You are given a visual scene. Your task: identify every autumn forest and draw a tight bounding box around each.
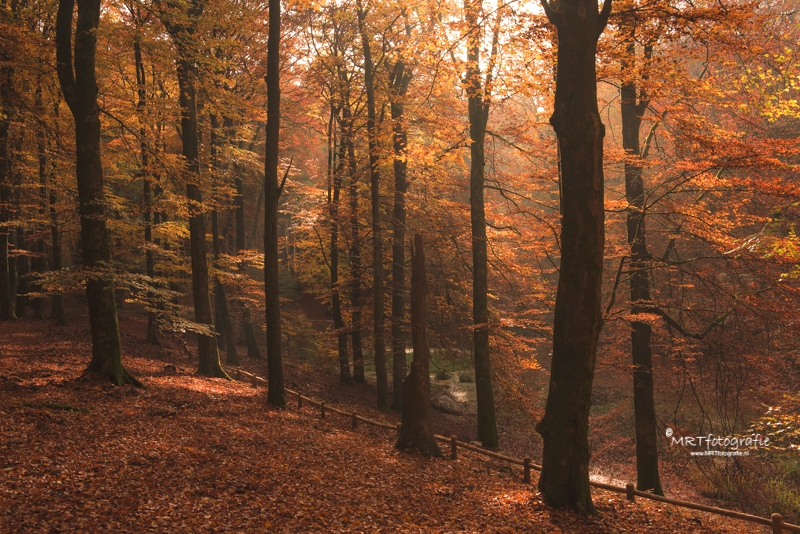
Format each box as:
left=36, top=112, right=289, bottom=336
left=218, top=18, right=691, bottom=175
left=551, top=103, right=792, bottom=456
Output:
left=1, top=0, right=800, bottom=530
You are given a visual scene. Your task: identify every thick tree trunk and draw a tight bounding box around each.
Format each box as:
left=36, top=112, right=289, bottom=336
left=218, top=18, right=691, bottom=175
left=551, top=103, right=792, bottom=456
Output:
left=620, top=26, right=663, bottom=496
left=465, top=0, right=497, bottom=448
left=396, top=234, right=441, bottom=456
left=390, top=62, right=411, bottom=412
left=56, top=0, right=140, bottom=386
left=535, top=0, right=612, bottom=514
left=264, top=0, right=285, bottom=406
left=357, top=0, right=389, bottom=411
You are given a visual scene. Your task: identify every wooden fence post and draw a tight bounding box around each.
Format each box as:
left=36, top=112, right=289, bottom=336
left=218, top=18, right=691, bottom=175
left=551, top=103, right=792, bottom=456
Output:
left=352, top=412, right=358, bottom=429
left=523, top=457, right=531, bottom=484
left=626, top=483, right=635, bottom=502
left=772, top=513, right=783, bottom=534
left=321, top=402, right=326, bottom=419
left=451, top=436, right=458, bottom=460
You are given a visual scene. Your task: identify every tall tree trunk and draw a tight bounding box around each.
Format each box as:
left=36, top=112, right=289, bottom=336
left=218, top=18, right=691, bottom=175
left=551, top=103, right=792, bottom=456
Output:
left=390, top=61, right=412, bottom=411
left=0, top=65, right=14, bottom=321
left=464, top=0, right=498, bottom=448
left=535, top=0, right=612, bottom=514
left=12, top=130, right=28, bottom=319
left=56, top=0, right=140, bottom=386
left=620, top=23, right=663, bottom=496
left=329, top=108, right=351, bottom=383
left=264, top=0, right=285, bottom=406
left=346, top=111, right=365, bottom=383
left=32, top=82, right=47, bottom=321
left=210, top=114, right=238, bottom=365
left=357, top=0, right=389, bottom=411
left=134, top=29, right=159, bottom=345
left=160, top=1, right=228, bottom=379
left=49, top=101, right=66, bottom=325
left=176, top=57, right=225, bottom=378
left=396, top=234, right=441, bottom=456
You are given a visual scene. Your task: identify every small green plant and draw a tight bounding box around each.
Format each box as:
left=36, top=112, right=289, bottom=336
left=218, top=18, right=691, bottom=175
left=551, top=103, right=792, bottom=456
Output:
left=435, top=369, right=450, bottom=381
left=458, top=371, right=474, bottom=383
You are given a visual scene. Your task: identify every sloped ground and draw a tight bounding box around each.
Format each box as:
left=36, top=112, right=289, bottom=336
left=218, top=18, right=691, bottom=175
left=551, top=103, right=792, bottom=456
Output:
left=0, top=313, right=751, bottom=533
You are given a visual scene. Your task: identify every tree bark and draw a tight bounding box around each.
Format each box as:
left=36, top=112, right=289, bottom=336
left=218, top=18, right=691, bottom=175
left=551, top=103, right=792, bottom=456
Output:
left=56, top=0, right=140, bottom=385
left=620, top=21, right=662, bottom=496
left=48, top=102, right=66, bottom=325
left=210, top=114, right=237, bottom=364
left=134, top=27, right=159, bottom=345
left=32, top=83, right=47, bottom=321
left=0, top=65, right=15, bottom=321
left=396, top=234, right=441, bottom=457
left=264, top=0, right=285, bottom=406
left=329, top=107, right=351, bottom=383
left=357, top=0, right=389, bottom=411
left=390, top=61, right=412, bottom=412
left=160, top=0, right=227, bottom=379
left=464, top=0, right=498, bottom=448
left=346, top=109, right=365, bottom=383
left=535, top=0, right=612, bottom=514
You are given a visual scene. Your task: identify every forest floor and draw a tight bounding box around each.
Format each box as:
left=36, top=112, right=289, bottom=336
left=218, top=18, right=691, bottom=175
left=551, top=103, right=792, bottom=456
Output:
left=0, top=300, right=772, bottom=533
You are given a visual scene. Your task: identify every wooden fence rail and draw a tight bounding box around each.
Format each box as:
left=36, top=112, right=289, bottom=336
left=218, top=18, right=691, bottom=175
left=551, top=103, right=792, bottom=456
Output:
left=223, top=365, right=799, bottom=534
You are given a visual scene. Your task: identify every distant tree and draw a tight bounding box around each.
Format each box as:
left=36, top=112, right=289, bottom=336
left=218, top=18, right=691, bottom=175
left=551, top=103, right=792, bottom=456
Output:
left=535, top=0, right=612, bottom=514
left=396, top=234, right=441, bottom=457
left=159, top=0, right=228, bottom=378
left=56, top=0, right=141, bottom=385
left=357, top=0, right=389, bottom=411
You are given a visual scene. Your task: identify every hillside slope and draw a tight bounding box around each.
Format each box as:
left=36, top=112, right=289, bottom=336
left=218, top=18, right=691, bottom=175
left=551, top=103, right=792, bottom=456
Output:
left=0, top=314, right=748, bottom=533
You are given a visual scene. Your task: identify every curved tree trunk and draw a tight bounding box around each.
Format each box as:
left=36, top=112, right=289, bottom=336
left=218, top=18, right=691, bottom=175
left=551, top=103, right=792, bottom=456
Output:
left=535, top=0, right=612, bottom=514
left=56, top=0, right=140, bottom=386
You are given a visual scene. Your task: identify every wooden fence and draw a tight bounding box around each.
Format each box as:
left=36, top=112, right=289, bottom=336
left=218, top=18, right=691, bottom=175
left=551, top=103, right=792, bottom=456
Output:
left=225, top=365, right=799, bottom=534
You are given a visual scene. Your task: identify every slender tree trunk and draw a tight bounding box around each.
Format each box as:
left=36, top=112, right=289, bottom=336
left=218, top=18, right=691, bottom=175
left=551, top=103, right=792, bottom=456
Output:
left=175, top=56, right=226, bottom=378
left=265, top=0, right=285, bottom=406
left=346, top=114, right=365, bottom=383
left=210, top=115, right=238, bottom=365
left=329, top=108, right=351, bottom=383
left=49, top=104, right=66, bottom=325
left=396, top=234, right=441, bottom=456
left=32, top=82, right=47, bottom=321
left=357, top=0, right=389, bottom=410
left=464, top=0, right=497, bottom=448
left=390, top=62, right=412, bottom=411
left=134, top=30, right=159, bottom=345
left=620, top=24, right=663, bottom=496
left=56, top=0, right=140, bottom=385
left=0, top=65, right=14, bottom=321
left=15, top=228, right=28, bottom=319
left=535, top=0, right=612, bottom=514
